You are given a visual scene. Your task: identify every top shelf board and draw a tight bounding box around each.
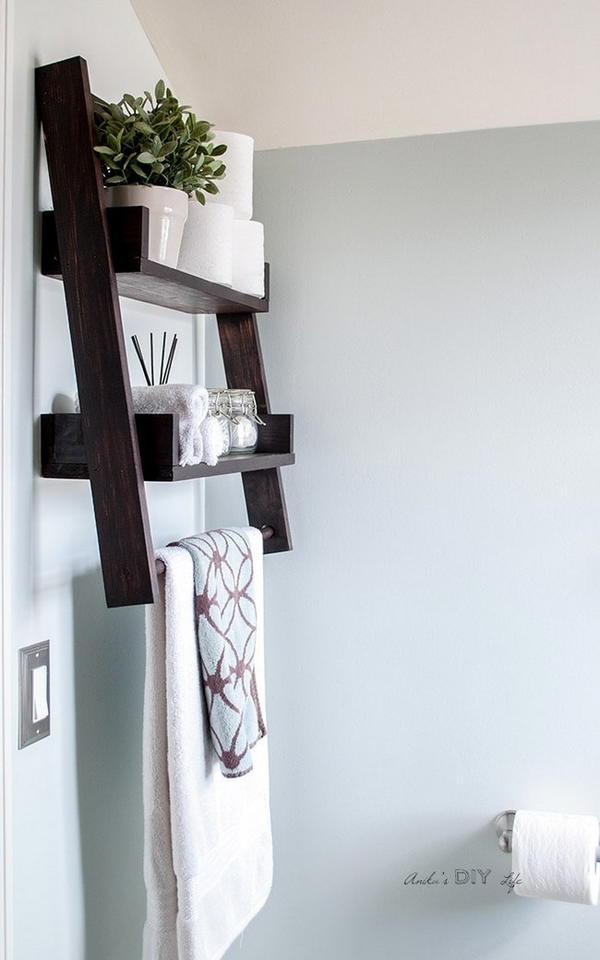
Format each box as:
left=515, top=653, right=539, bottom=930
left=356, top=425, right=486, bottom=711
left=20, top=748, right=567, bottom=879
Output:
left=41, top=206, right=270, bottom=315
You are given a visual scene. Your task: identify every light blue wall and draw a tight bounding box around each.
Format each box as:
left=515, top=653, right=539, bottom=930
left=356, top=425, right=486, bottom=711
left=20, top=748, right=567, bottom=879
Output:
left=206, top=122, right=600, bottom=958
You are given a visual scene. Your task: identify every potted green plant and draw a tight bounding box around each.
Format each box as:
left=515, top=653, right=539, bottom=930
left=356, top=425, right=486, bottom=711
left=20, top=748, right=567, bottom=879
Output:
left=94, top=81, right=227, bottom=267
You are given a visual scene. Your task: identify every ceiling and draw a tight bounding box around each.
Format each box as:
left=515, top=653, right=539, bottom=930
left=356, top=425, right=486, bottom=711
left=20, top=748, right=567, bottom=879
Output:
left=131, top=0, right=600, bottom=150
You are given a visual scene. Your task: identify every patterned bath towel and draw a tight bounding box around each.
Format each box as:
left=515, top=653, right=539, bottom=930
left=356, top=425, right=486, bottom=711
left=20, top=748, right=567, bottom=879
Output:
left=144, top=541, right=272, bottom=959
left=176, top=528, right=266, bottom=778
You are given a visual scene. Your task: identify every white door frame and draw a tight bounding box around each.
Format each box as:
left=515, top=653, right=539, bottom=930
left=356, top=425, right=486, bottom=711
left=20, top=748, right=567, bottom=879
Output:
left=0, top=0, right=12, bottom=955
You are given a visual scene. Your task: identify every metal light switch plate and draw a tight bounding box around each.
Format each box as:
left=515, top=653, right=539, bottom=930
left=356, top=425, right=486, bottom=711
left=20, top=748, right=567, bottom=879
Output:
left=19, top=641, right=50, bottom=748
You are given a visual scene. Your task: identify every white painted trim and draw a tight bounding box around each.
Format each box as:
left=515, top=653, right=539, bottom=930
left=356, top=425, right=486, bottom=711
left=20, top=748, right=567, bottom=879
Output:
left=193, top=315, right=206, bottom=535
left=0, top=0, right=13, bottom=955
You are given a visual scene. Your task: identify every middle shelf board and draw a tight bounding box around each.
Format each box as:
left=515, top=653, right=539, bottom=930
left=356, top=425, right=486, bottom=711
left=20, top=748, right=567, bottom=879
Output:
left=41, top=207, right=270, bottom=316
left=41, top=412, right=294, bottom=482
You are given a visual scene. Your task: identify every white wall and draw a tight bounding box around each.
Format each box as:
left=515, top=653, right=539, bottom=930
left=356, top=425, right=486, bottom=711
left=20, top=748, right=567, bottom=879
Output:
left=206, top=121, right=600, bottom=958
left=132, top=0, right=600, bottom=149
left=6, top=3, right=202, bottom=957
left=0, top=0, right=9, bottom=953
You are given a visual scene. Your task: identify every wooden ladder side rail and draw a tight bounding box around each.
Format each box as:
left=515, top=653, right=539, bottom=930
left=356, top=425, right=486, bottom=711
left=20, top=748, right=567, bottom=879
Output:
left=217, top=312, right=292, bottom=554
left=36, top=56, right=158, bottom=607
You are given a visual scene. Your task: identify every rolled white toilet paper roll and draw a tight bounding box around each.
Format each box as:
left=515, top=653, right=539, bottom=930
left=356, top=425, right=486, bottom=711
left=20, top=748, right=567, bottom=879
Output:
left=512, top=809, right=600, bottom=905
left=177, top=200, right=234, bottom=285
left=232, top=220, right=265, bottom=298
left=208, top=131, right=254, bottom=220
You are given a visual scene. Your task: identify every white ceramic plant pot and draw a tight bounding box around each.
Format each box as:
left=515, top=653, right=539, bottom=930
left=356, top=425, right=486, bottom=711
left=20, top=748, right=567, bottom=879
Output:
left=104, top=184, right=188, bottom=267
left=177, top=199, right=234, bottom=285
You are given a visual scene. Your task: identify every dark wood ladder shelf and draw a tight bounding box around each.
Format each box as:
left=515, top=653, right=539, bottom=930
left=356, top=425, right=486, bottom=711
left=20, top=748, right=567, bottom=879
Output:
left=41, top=207, right=270, bottom=316
left=35, top=55, right=293, bottom=607
left=41, top=413, right=294, bottom=482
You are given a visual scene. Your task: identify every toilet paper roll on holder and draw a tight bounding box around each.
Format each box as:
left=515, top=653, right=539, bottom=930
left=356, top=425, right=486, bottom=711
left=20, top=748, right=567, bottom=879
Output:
left=495, top=810, right=600, bottom=861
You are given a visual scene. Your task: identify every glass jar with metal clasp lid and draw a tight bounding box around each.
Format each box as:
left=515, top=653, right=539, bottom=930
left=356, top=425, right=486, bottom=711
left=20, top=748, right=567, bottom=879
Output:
left=206, top=388, right=232, bottom=457
left=207, top=388, right=265, bottom=454
left=224, top=389, right=265, bottom=453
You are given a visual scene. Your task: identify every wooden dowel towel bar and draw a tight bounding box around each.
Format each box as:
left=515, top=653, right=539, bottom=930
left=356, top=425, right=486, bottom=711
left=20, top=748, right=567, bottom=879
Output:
left=154, top=526, right=275, bottom=576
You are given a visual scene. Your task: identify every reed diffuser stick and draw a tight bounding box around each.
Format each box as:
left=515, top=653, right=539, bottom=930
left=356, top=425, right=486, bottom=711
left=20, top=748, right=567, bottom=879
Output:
left=131, top=335, right=151, bottom=386
left=159, top=331, right=167, bottom=386
left=150, top=332, right=154, bottom=386
left=163, top=334, right=178, bottom=385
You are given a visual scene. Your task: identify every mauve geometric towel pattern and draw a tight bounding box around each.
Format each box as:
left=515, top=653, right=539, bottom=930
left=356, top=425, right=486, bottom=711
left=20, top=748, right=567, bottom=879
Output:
left=177, top=529, right=266, bottom=778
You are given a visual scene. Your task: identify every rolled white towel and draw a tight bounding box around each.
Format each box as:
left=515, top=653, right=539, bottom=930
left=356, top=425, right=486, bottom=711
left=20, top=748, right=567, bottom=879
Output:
left=75, top=384, right=213, bottom=467
left=131, top=385, right=208, bottom=467
left=232, top=220, right=265, bottom=297
left=199, top=416, right=227, bottom=466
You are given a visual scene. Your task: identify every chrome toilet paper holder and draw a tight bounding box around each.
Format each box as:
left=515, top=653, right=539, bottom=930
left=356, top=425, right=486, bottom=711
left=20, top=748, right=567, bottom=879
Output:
left=495, top=809, right=600, bottom=862
left=495, top=810, right=516, bottom=853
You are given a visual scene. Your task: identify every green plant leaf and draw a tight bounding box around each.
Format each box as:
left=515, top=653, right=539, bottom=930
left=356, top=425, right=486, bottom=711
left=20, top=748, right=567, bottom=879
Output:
left=130, top=161, right=149, bottom=178
left=134, top=121, right=154, bottom=135
left=94, top=79, right=221, bottom=200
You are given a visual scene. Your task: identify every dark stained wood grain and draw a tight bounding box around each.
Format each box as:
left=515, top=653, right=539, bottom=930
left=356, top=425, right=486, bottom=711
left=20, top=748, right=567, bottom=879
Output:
left=42, top=208, right=270, bottom=315
left=217, top=312, right=271, bottom=413
left=255, top=414, right=294, bottom=454
left=42, top=206, right=148, bottom=275
left=242, top=468, right=292, bottom=554
left=217, top=312, right=292, bottom=552
left=41, top=414, right=178, bottom=471
left=41, top=413, right=294, bottom=481
left=36, top=57, right=157, bottom=607
left=42, top=451, right=295, bottom=482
